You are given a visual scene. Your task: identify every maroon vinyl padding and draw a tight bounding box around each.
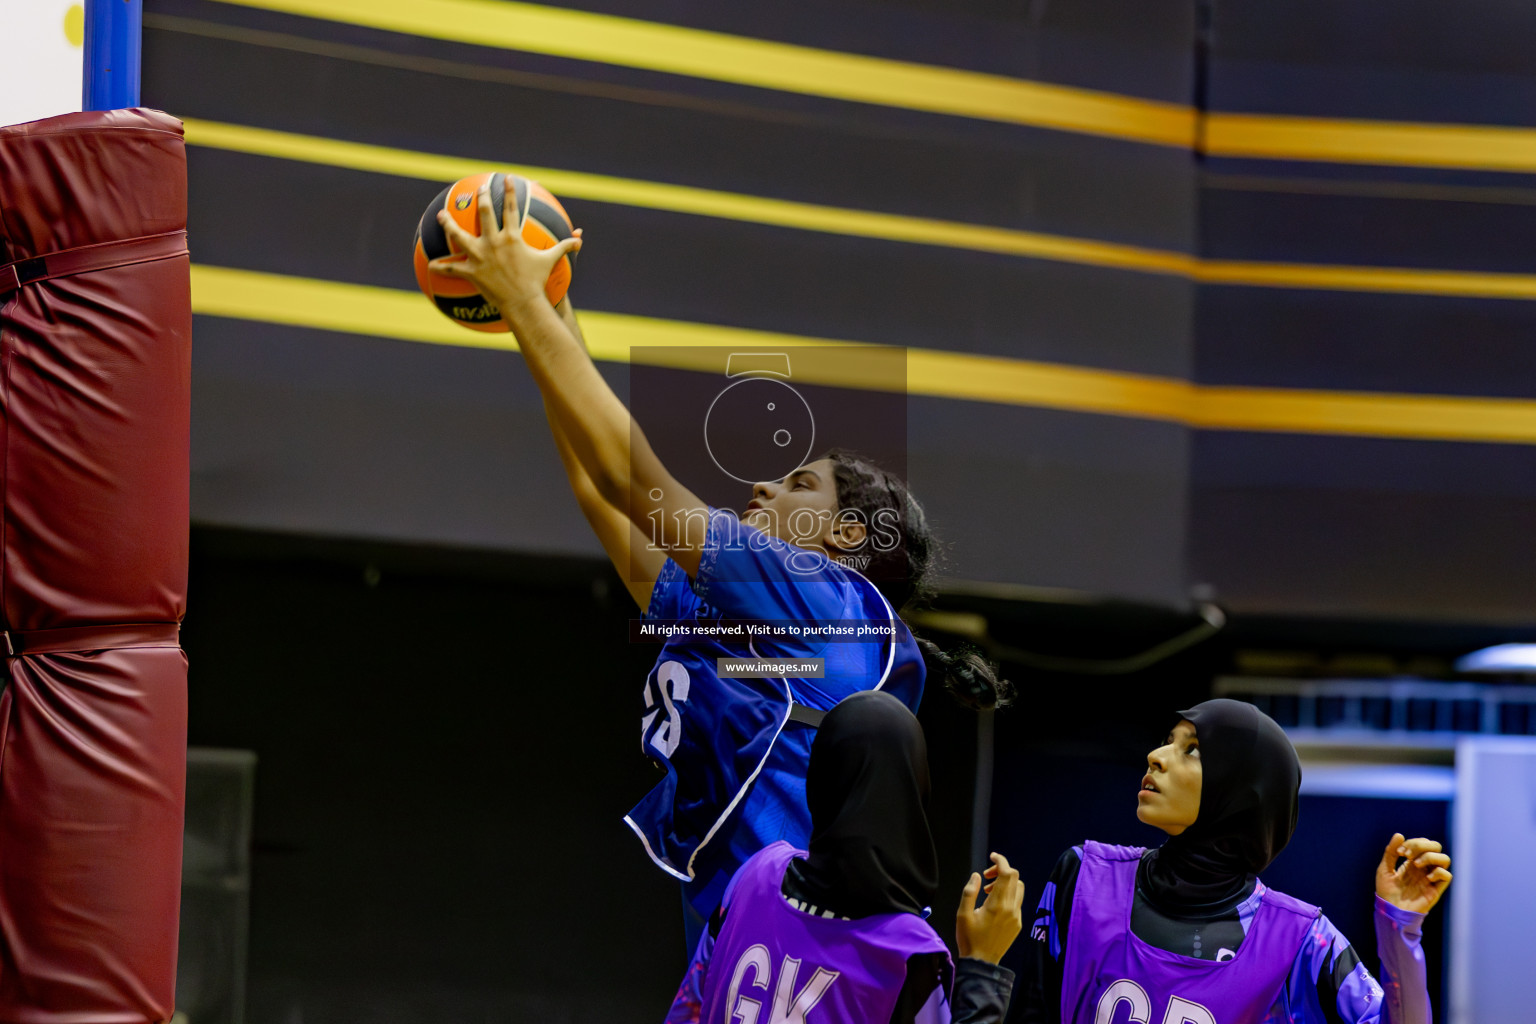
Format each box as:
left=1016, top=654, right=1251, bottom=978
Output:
left=0, top=109, right=190, bottom=1022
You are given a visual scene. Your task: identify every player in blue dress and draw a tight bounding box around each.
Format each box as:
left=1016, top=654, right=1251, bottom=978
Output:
left=429, top=190, right=1011, bottom=948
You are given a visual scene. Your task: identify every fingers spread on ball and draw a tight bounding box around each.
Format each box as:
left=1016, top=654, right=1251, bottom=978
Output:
left=427, top=254, right=468, bottom=275
left=436, top=209, right=474, bottom=251
left=477, top=183, right=499, bottom=237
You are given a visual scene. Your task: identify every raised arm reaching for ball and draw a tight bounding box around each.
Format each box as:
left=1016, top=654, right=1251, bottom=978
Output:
left=429, top=184, right=1011, bottom=951
left=430, top=196, right=713, bottom=576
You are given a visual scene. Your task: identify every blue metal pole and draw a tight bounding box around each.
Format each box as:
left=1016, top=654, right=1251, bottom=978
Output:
left=82, top=0, right=143, bottom=111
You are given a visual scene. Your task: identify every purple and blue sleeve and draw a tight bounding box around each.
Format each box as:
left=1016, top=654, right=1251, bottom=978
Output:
left=664, top=852, right=759, bottom=1024
left=1373, top=897, right=1432, bottom=1024
left=1033, top=879, right=1063, bottom=961
left=1017, top=847, right=1080, bottom=1023
left=1274, top=899, right=1431, bottom=1024
left=663, top=925, right=712, bottom=1024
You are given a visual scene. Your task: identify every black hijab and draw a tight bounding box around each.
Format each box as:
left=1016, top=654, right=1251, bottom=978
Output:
left=1141, top=698, right=1302, bottom=908
left=791, top=690, right=940, bottom=918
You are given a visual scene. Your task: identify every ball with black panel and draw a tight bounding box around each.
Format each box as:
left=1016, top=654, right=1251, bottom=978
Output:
left=412, top=171, right=577, bottom=332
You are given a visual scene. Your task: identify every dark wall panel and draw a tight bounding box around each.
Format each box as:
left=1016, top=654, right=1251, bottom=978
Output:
left=1193, top=0, right=1536, bottom=621
left=1189, top=433, right=1536, bottom=622
left=907, top=398, right=1188, bottom=605
left=558, top=0, right=1198, bottom=102
left=1194, top=288, right=1536, bottom=399
left=191, top=320, right=614, bottom=552
left=1199, top=185, right=1536, bottom=273
left=1208, top=0, right=1536, bottom=124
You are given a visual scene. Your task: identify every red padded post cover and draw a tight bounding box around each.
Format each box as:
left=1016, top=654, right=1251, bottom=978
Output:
left=0, top=110, right=190, bottom=1022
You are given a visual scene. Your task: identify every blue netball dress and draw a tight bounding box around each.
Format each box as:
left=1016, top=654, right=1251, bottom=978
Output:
left=624, top=509, right=925, bottom=935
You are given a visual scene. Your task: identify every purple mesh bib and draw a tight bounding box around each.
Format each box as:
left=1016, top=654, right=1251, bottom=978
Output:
left=701, top=842, right=951, bottom=1022
left=1061, top=841, right=1318, bottom=1024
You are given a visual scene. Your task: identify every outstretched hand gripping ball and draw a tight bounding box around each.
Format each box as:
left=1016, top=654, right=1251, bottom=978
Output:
left=413, top=172, right=577, bottom=332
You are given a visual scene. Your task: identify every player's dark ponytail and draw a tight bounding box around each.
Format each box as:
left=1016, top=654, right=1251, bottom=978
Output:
left=819, top=449, right=1014, bottom=711
left=912, top=634, right=1015, bottom=711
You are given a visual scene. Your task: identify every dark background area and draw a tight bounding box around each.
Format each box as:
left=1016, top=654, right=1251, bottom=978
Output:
left=183, top=530, right=685, bottom=1018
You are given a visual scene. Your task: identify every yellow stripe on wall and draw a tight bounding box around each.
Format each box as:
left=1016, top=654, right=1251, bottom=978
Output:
left=1189, top=386, right=1536, bottom=444
left=1205, top=113, right=1536, bottom=175
left=185, top=119, right=1536, bottom=301
left=182, top=119, right=1195, bottom=277
left=188, top=264, right=1193, bottom=421
left=208, top=0, right=1194, bottom=147
left=190, top=265, right=1536, bottom=445
left=202, top=0, right=1536, bottom=174
left=1194, top=259, right=1536, bottom=301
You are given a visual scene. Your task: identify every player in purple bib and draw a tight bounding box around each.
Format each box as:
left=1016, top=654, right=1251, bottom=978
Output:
left=668, top=692, right=1024, bottom=1023
left=1020, top=699, right=1453, bottom=1024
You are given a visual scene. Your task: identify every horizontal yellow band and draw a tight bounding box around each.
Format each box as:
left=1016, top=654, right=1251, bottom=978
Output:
left=202, top=1, right=1536, bottom=173
left=1192, top=259, right=1536, bottom=301
left=185, top=119, right=1536, bottom=301
left=1205, top=113, right=1536, bottom=175
left=207, top=0, right=1194, bottom=146
left=182, top=119, right=1195, bottom=277
left=190, top=264, right=1536, bottom=445
left=1187, top=386, right=1536, bottom=443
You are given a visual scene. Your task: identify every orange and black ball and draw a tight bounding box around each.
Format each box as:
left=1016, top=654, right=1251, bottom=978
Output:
left=412, top=171, right=577, bottom=332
